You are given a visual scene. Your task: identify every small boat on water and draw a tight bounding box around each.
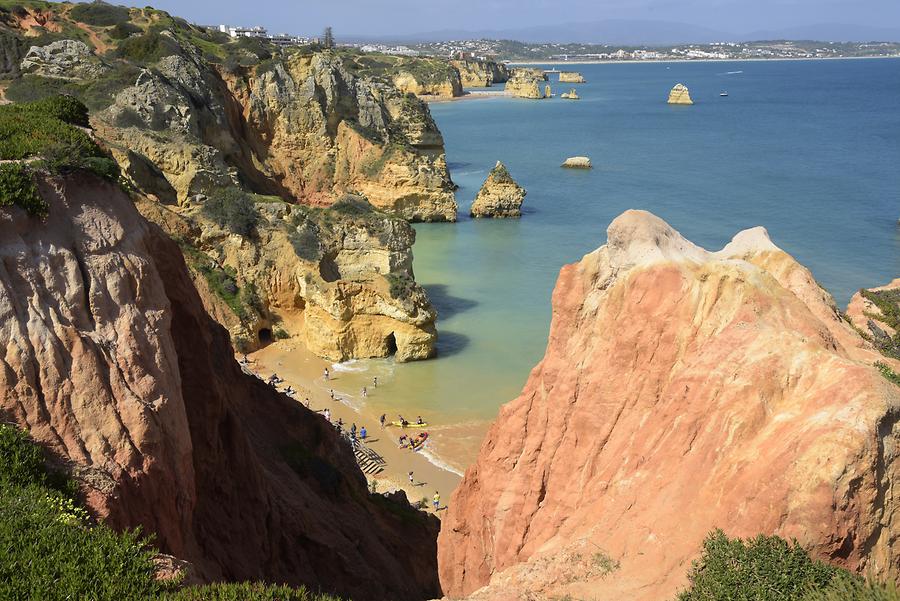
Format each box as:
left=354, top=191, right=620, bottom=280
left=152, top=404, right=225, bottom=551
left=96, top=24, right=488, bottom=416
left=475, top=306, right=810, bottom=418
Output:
left=720, top=91, right=729, bottom=97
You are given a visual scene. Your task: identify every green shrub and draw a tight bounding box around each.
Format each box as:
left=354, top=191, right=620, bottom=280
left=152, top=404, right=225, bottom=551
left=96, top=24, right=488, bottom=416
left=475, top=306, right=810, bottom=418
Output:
left=330, top=194, right=375, bottom=216
left=117, top=30, right=180, bottom=64
left=161, top=581, right=344, bottom=600
left=109, top=21, right=142, bottom=40
left=0, top=96, right=101, bottom=160
left=274, top=327, right=290, bottom=340
left=39, top=141, right=120, bottom=181
left=875, top=362, right=900, bottom=387
left=202, top=188, right=259, bottom=238
left=677, top=530, right=841, bottom=601
left=69, top=1, right=132, bottom=27
left=803, top=573, right=900, bottom=601
left=23, top=93, right=90, bottom=126
left=0, top=163, right=47, bottom=217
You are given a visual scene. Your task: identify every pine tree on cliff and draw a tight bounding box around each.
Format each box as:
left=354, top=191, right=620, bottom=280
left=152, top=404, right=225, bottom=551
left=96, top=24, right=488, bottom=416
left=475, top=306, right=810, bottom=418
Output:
left=323, top=27, right=334, bottom=49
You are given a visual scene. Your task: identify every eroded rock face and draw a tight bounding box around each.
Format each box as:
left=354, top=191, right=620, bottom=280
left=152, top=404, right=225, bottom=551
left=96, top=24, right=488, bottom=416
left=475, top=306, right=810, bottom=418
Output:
left=83, top=40, right=445, bottom=360
left=668, top=82, right=693, bottom=104
left=0, top=173, right=440, bottom=601
left=95, top=46, right=456, bottom=221
left=451, top=60, right=510, bottom=87
left=438, top=210, right=900, bottom=600
left=393, top=68, right=463, bottom=98
left=470, top=161, right=526, bottom=218
left=20, top=39, right=108, bottom=79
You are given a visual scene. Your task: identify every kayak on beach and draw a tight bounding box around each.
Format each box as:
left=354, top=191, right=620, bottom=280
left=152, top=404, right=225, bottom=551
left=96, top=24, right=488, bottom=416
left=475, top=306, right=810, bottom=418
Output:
left=390, top=420, right=429, bottom=428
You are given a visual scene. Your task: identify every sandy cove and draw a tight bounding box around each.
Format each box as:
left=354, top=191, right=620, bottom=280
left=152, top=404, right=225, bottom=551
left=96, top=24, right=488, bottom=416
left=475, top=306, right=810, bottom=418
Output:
left=245, top=340, right=463, bottom=513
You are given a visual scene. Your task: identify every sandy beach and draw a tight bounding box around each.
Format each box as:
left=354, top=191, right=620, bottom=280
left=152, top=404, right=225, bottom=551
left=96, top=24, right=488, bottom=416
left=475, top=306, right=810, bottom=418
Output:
left=244, top=340, right=466, bottom=513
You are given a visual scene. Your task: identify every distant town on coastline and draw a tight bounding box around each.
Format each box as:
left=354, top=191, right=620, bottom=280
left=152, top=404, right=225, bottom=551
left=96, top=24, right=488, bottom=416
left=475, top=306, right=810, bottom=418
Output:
left=206, top=22, right=900, bottom=62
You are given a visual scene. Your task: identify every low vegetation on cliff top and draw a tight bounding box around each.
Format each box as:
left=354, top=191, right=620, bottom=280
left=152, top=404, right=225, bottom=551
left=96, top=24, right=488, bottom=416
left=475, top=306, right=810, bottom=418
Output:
left=0, top=423, right=346, bottom=600
left=677, top=529, right=898, bottom=601
left=0, top=95, right=119, bottom=217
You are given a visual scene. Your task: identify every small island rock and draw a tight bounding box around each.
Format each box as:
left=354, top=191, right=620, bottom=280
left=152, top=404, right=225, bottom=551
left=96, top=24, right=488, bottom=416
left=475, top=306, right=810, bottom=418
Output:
left=561, top=156, right=592, bottom=169
left=561, top=88, right=580, bottom=100
left=470, top=161, right=527, bottom=218
left=559, top=71, right=586, bottom=83
left=667, top=83, right=694, bottom=105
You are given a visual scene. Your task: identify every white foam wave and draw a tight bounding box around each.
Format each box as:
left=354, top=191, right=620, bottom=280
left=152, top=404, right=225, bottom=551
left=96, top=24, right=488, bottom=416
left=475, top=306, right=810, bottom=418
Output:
left=331, top=360, right=368, bottom=373
left=417, top=444, right=465, bottom=477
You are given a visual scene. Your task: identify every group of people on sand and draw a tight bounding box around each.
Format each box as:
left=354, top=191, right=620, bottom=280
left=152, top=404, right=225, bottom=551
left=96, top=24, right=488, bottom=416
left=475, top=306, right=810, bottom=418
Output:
left=399, top=431, right=428, bottom=451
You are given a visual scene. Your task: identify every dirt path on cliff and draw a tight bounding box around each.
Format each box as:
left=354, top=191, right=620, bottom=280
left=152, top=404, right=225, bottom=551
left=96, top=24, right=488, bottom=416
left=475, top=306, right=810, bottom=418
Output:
left=248, top=341, right=462, bottom=512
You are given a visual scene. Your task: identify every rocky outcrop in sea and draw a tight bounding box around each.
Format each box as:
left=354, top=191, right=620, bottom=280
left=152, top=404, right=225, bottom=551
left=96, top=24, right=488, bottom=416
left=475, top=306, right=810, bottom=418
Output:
left=470, top=161, right=527, bottom=218
left=668, top=82, right=694, bottom=104
left=559, top=71, right=586, bottom=83
left=438, top=210, right=900, bottom=600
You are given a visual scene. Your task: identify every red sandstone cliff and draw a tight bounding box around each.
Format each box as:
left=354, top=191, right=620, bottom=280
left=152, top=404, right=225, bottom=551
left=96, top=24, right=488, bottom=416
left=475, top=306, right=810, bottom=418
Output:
left=438, top=210, right=900, bottom=600
left=0, top=173, right=439, bottom=601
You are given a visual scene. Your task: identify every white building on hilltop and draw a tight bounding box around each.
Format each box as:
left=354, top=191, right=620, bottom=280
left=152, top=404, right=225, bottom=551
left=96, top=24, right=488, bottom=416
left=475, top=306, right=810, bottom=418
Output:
left=219, top=24, right=269, bottom=39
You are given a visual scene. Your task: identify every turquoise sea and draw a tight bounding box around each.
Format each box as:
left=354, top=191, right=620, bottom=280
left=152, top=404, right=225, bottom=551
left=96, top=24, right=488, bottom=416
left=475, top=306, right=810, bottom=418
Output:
left=335, top=59, right=900, bottom=472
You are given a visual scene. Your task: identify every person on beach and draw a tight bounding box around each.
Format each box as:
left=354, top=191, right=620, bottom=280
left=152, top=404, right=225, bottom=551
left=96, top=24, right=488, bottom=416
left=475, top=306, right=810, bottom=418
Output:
left=351, top=423, right=357, bottom=438
left=399, top=434, right=408, bottom=447
left=380, top=414, right=386, bottom=428
left=239, top=354, right=249, bottom=365
left=360, top=426, right=367, bottom=439
left=408, top=471, right=414, bottom=484
left=416, top=416, right=424, bottom=425
left=373, top=376, right=378, bottom=388
left=323, top=367, right=329, bottom=380
left=330, top=389, right=335, bottom=400
left=304, top=398, right=310, bottom=408
left=362, top=387, right=367, bottom=398
left=337, top=417, right=344, bottom=428
left=398, top=414, right=409, bottom=427
left=324, top=408, right=331, bottom=422
left=433, top=492, right=440, bottom=511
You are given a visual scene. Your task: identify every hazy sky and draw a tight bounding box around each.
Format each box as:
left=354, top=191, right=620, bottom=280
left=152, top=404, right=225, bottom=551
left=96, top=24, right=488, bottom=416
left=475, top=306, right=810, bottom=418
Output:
left=133, top=0, right=899, bottom=38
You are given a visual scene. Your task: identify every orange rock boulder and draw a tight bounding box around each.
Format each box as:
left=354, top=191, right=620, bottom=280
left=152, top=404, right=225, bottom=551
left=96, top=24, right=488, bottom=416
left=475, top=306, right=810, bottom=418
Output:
left=438, top=210, right=900, bottom=600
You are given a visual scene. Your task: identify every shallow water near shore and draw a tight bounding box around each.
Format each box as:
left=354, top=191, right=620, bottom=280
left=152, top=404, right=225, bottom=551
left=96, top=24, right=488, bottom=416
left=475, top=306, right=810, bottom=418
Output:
left=280, top=59, right=900, bottom=477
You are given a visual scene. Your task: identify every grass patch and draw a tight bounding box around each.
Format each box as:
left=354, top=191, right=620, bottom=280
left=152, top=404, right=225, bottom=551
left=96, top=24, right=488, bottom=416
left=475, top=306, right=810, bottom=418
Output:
left=0, top=95, right=119, bottom=217
left=875, top=362, right=900, bottom=387
left=162, top=582, right=344, bottom=601
left=860, top=288, right=900, bottom=359
left=0, top=424, right=162, bottom=600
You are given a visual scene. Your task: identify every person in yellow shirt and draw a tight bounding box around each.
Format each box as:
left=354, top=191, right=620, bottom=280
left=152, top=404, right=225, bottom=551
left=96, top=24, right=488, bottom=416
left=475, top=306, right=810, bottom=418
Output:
left=433, top=491, right=440, bottom=511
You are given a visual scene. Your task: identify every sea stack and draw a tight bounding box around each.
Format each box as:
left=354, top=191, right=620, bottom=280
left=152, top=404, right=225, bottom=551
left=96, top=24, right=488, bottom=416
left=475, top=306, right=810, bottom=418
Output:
left=559, top=71, right=586, bottom=83
left=561, top=156, right=592, bottom=169
left=438, top=210, right=900, bottom=600
left=561, top=88, right=580, bottom=100
left=505, top=70, right=548, bottom=99
left=470, top=161, right=527, bottom=218
left=668, top=83, right=694, bottom=104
